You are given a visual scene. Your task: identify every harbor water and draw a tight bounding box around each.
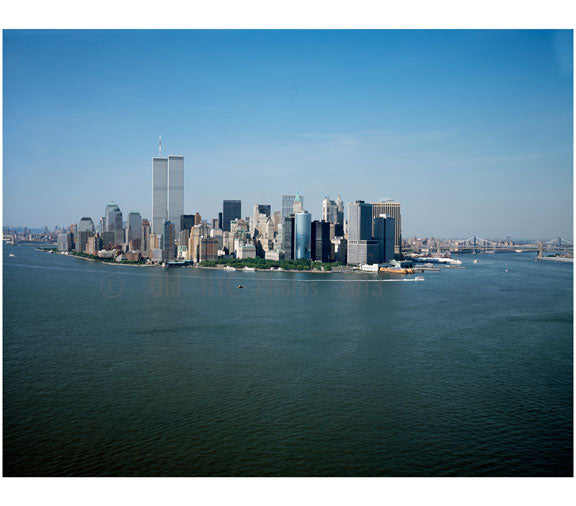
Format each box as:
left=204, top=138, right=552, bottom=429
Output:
left=3, top=245, right=573, bottom=476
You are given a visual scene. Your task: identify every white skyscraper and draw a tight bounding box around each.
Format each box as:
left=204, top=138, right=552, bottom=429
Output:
left=167, top=155, right=184, bottom=233
left=152, top=152, right=184, bottom=236
left=152, top=156, right=168, bottom=236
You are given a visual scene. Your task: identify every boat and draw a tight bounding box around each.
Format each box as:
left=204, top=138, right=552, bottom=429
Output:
left=9, top=253, right=15, bottom=257
left=243, top=267, right=255, bottom=271
left=380, top=267, right=414, bottom=274
left=472, top=259, right=478, bottom=264
left=414, top=276, right=425, bottom=281
left=224, top=266, right=236, bottom=271
left=413, top=256, right=462, bottom=265
left=237, top=285, right=244, bottom=289
left=515, top=249, right=523, bottom=253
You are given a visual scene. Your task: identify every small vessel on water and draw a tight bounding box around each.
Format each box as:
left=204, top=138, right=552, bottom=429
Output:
left=237, top=285, right=244, bottom=289
left=243, top=267, right=255, bottom=271
left=9, top=253, right=15, bottom=257
left=380, top=267, right=414, bottom=274
left=414, top=276, right=425, bottom=281
left=473, top=259, right=478, bottom=264
left=224, top=266, right=236, bottom=271
left=413, top=254, right=462, bottom=265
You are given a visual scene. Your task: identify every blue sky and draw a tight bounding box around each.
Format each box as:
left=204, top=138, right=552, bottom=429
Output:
left=3, top=29, right=573, bottom=238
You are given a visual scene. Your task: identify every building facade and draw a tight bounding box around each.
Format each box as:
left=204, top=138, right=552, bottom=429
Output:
left=371, top=201, right=402, bottom=255
left=294, top=211, right=311, bottom=260
left=222, top=200, right=242, bottom=232
left=126, top=212, right=142, bottom=244
left=282, top=195, right=295, bottom=219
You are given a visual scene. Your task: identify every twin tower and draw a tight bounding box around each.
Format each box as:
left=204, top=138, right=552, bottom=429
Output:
left=152, top=153, right=184, bottom=236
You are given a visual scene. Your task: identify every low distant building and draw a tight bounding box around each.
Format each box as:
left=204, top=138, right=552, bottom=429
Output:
left=57, top=232, right=74, bottom=252
left=129, top=238, right=142, bottom=251
left=237, top=243, right=257, bottom=259
left=98, top=250, right=116, bottom=259
left=74, top=230, right=91, bottom=253
left=347, top=240, right=379, bottom=265
left=151, top=248, right=164, bottom=262
left=198, top=237, right=218, bottom=261
left=332, top=237, right=347, bottom=264
left=265, top=250, right=285, bottom=261
left=125, top=250, right=142, bottom=262
left=86, top=235, right=103, bottom=256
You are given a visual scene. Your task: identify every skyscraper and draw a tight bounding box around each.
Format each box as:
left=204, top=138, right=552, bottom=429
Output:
left=295, top=211, right=311, bottom=260
left=141, top=219, right=151, bottom=257
left=347, top=201, right=378, bottom=265
left=167, top=155, right=184, bottom=233
left=371, top=201, right=402, bottom=255
left=257, top=204, right=271, bottom=216
left=152, top=153, right=184, bottom=235
left=282, top=195, right=295, bottom=219
left=152, top=156, right=168, bottom=236
left=222, top=200, right=241, bottom=232
left=373, top=215, right=396, bottom=263
left=78, top=217, right=95, bottom=233
left=335, top=195, right=344, bottom=237
left=126, top=212, right=142, bottom=244
left=348, top=201, right=373, bottom=241
left=311, top=220, right=331, bottom=262
left=293, top=193, right=304, bottom=214
left=104, top=202, right=123, bottom=245
left=322, top=197, right=338, bottom=224
left=180, top=214, right=195, bottom=232
left=163, top=221, right=176, bottom=260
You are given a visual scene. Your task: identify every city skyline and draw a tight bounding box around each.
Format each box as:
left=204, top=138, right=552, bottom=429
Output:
left=3, top=29, right=573, bottom=238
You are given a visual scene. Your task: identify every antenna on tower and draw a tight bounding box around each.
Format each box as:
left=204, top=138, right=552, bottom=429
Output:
left=159, top=134, right=162, bottom=157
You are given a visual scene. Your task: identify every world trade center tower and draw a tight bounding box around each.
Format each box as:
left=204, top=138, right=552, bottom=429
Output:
left=152, top=153, right=184, bottom=235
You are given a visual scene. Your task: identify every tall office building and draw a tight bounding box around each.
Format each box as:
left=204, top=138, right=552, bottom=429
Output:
left=126, top=212, right=142, bottom=244
left=222, top=200, right=241, bottom=232
left=371, top=201, right=402, bottom=255
left=194, top=212, right=202, bottom=225
left=373, top=215, right=396, bottom=263
left=293, top=193, right=304, bottom=214
left=141, top=219, right=151, bottom=256
left=295, top=211, right=311, bottom=260
left=348, top=201, right=373, bottom=241
left=152, top=156, right=168, bottom=235
left=218, top=212, right=223, bottom=230
left=152, top=153, right=184, bottom=235
left=167, top=155, right=184, bottom=233
left=282, top=195, right=295, bottom=219
left=335, top=195, right=345, bottom=237
left=279, top=215, right=295, bottom=260
left=74, top=230, right=90, bottom=253
left=311, top=220, right=331, bottom=262
left=104, top=202, right=123, bottom=245
left=163, top=221, right=176, bottom=260
left=322, top=197, right=338, bottom=224
left=180, top=214, right=195, bottom=232
left=78, top=217, right=95, bottom=233
left=347, top=201, right=377, bottom=265
left=257, top=204, right=271, bottom=216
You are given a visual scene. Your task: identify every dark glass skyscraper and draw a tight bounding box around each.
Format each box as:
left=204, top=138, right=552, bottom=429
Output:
left=180, top=214, right=195, bottom=232
left=222, top=200, right=241, bottom=232
left=373, top=215, right=396, bottom=262
left=257, top=204, right=271, bottom=216
left=311, top=220, right=331, bottom=262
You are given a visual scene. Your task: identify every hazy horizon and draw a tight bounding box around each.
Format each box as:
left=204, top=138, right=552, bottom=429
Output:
left=3, top=30, right=573, bottom=238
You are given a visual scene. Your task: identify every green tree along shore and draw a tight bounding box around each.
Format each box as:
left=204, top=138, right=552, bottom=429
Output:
left=199, top=258, right=341, bottom=271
